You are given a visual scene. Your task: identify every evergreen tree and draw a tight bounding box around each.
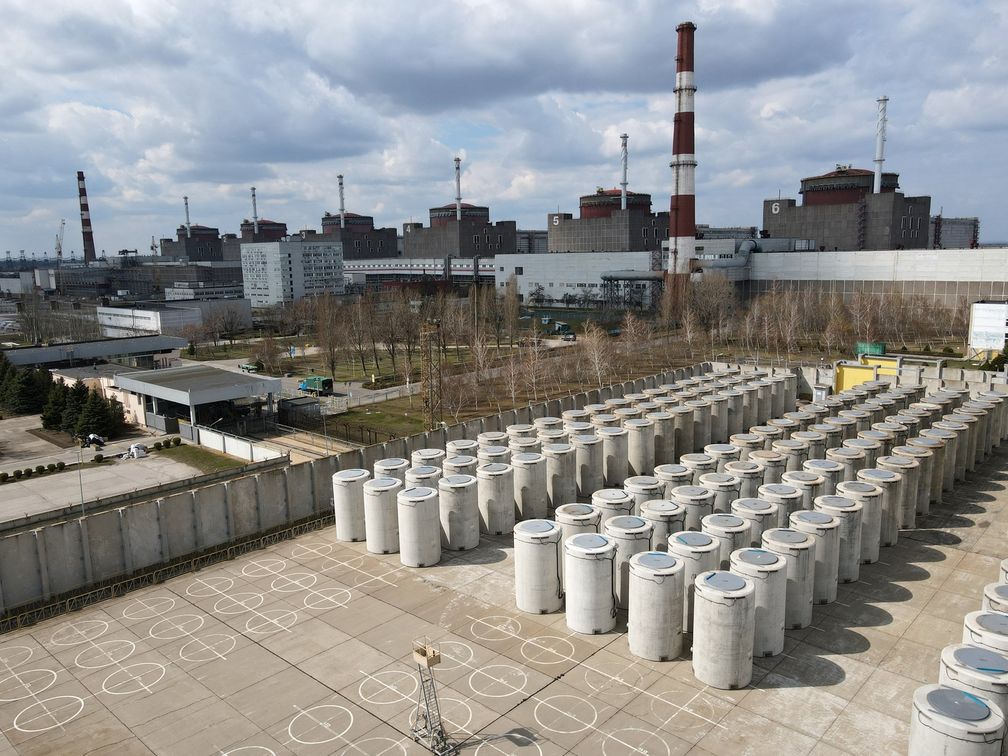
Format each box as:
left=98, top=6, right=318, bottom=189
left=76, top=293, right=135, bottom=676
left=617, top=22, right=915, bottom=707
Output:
left=1, top=370, right=37, bottom=415
left=106, top=396, right=126, bottom=436
left=60, top=380, right=89, bottom=435
left=76, top=390, right=111, bottom=438
left=41, top=380, right=68, bottom=430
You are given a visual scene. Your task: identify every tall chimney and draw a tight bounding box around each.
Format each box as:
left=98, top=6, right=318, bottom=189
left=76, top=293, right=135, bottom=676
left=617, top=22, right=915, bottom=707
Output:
left=873, top=95, right=888, bottom=194
left=76, top=171, right=97, bottom=265
left=183, top=196, right=191, bottom=238
left=620, top=133, right=629, bottom=211
left=250, top=186, right=259, bottom=235
left=454, top=156, right=462, bottom=221
left=337, top=174, right=346, bottom=229
left=670, top=21, right=697, bottom=274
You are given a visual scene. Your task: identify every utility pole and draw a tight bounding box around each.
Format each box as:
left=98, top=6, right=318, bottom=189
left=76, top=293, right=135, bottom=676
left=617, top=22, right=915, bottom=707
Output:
left=420, top=320, right=443, bottom=431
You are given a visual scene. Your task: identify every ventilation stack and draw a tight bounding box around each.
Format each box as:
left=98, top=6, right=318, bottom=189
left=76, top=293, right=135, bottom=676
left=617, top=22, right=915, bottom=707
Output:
left=338, top=174, right=346, bottom=229
left=454, top=156, right=462, bottom=221
left=76, top=171, right=97, bottom=264
left=183, top=196, right=191, bottom=238
left=669, top=21, right=697, bottom=275
left=873, top=96, right=888, bottom=194
left=620, top=133, right=629, bottom=211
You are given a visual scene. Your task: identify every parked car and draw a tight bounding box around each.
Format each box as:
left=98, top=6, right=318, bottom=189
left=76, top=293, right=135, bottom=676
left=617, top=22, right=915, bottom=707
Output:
left=561, top=332, right=577, bottom=342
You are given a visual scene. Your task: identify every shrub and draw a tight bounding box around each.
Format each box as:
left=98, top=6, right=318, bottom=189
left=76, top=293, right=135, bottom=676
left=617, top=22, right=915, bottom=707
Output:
left=153, top=441, right=162, bottom=451
left=56, top=461, right=65, bottom=471
left=47, top=463, right=56, bottom=472
left=22, top=469, right=32, bottom=478
left=172, top=437, right=182, bottom=447
left=0, top=472, right=7, bottom=483
left=942, top=346, right=955, bottom=355
left=922, top=344, right=932, bottom=353
left=35, top=465, right=45, bottom=475
left=93, top=454, right=104, bottom=463
left=13, top=469, right=22, bottom=479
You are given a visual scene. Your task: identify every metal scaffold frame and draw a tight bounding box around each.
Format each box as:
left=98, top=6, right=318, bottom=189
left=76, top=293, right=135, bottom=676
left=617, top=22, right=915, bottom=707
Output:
left=411, top=638, right=455, bottom=754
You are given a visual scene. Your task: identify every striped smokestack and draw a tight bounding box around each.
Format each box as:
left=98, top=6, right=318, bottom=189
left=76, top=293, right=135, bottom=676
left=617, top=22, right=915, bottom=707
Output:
left=76, top=171, right=97, bottom=264
left=670, top=21, right=697, bottom=274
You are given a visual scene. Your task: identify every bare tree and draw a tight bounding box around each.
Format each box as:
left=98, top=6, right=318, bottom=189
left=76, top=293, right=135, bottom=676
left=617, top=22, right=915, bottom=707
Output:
left=503, top=275, right=521, bottom=346
left=580, top=322, right=613, bottom=388
left=313, top=295, right=349, bottom=380
left=501, top=350, right=522, bottom=407
left=213, top=303, right=245, bottom=345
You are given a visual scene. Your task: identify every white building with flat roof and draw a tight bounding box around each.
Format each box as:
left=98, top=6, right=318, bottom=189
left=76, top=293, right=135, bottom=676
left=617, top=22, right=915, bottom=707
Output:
left=241, top=239, right=344, bottom=307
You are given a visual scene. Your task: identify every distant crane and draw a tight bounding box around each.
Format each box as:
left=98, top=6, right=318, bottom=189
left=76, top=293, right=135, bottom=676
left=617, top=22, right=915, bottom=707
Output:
left=150, top=236, right=158, bottom=255
left=55, top=219, right=65, bottom=260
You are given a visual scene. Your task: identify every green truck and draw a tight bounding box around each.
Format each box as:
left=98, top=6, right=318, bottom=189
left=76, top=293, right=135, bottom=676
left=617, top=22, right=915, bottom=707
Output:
left=298, top=376, right=334, bottom=396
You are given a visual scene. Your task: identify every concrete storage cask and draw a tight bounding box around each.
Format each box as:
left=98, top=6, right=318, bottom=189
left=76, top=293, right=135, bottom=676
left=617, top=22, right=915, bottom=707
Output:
left=761, top=528, right=816, bottom=630
left=719, top=389, right=744, bottom=437
left=772, top=438, right=808, bottom=472
left=604, top=515, right=654, bottom=609
left=668, top=531, right=721, bottom=633
left=624, top=418, right=655, bottom=476
left=843, top=437, right=881, bottom=469
left=624, top=475, right=664, bottom=515
left=508, top=436, right=542, bottom=455
left=446, top=439, right=480, bottom=456
left=757, top=483, right=803, bottom=525
left=333, top=468, right=370, bottom=542
left=686, top=399, right=713, bottom=452
left=537, top=428, right=568, bottom=445
left=670, top=485, right=716, bottom=531
left=591, top=488, right=634, bottom=524
left=680, top=452, right=716, bottom=484
left=835, top=480, right=883, bottom=564
left=506, top=423, right=537, bottom=439
left=654, top=463, right=692, bottom=496
left=810, top=422, right=843, bottom=451
left=564, top=421, right=593, bottom=436
left=583, top=403, right=608, bottom=418
left=513, top=520, right=563, bottom=614
left=533, top=416, right=563, bottom=433
left=966, top=612, right=1008, bottom=654
left=873, top=421, right=908, bottom=450
left=646, top=411, right=675, bottom=467
left=813, top=495, right=863, bottom=583
left=669, top=405, right=695, bottom=464
left=790, top=510, right=840, bottom=605
left=477, top=445, right=511, bottom=465
left=477, top=430, right=509, bottom=449
left=406, top=465, right=442, bottom=487
left=411, top=448, right=446, bottom=468
left=592, top=412, right=621, bottom=429
left=438, top=474, right=479, bottom=551
left=750, top=424, right=783, bottom=450
left=363, top=476, right=402, bottom=554
left=803, top=458, right=844, bottom=496
left=724, top=460, right=765, bottom=498
left=374, top=457, right=409, bottom=484
left=614, top=406, right=643, bottom=425
left=750, top=379, right=773, bottom=424
left=749, top=450, right=785, bottom=485
left=640, top=499, right=686, bottom=551
left=476, top=463, right=515, bottom=535
left=511, top=452, right=547, bottom=521
left=934, top=419, right=970, bottom=482
left=606, top=397, right=632, bottom=410
left=397, top=486, right=441, bottom=568
left=554, top=503, right=601, bottom=540
left=699, top=472, right=741, bottom=514
left=892, top=444, right=933, bottom=516
left=780, top=470, right=824, bottom=511
left=784, top=410, right=814, bottom=432
left=692, top=571, right=756, bottom=690
left=877, top=455, right=920, bottom=529
left=921, top=427, right=958, bottom=492
left=598, top=426, right=629, bottom=487
left=542, top=443, right=576, bottom=515
left=839, top=409, right=871, bottom=434
left=985, top=584, right=1008, bottom=614
left=768, top=374, right=787, bottom=418
left=729, top=547, right=786, bottom=657
left=825, top=414, right=858, bottom=441
left=1002, top=558, right=1008, bottom=585
left=571, top=434, right=603, bottom=498
left=564, top=533, right=618, bottom=635
left=443, top=455, right=478, bottom=476
left=740, top=383, right=759, bottom=429
left=702, top=513, right=751, bottom=569
left=792, top=430, right=826, bottom=461
left=768, top=417, right=799, bottom=441
left=825, top=446, right=866, bottom=483
left=859, top=429, right=895, bottom=458
left=562, top=408, right=590, bottom=425
left=857, top=468, right=902, bottom=548
left=782, top=373, right=798, bottom=414
left=907, top=436, right=946, bottom=506
left=628, top=552, right=685, bottom=661
left=908, top=685, right=1005, bottom=756
left=705, top=443, right=741, bottom=472
left=946, top=411, right=981, bottom=472
left=729, top=432, right=764, bottom=460
left=731, top=498, right=779, bottom=547
left=708, top=393, right=730, bottom=444
left=939, top=644, right=1008, bottom=753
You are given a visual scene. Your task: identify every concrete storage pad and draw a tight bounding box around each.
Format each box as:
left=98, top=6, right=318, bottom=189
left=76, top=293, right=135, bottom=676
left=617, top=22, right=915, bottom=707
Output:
left=0, top=445, right=1006, bottom=753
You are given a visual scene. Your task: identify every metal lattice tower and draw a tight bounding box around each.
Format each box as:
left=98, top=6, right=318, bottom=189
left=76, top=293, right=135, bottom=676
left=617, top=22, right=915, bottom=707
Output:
left=420, top=320, right=443, bottom=431
left=410, top=639, right=454, bottom=754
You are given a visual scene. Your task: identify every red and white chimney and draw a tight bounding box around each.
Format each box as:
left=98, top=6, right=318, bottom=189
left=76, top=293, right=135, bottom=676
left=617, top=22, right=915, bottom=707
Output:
left=669, top=21, right=697, bottom=274
left=76, top=170, right=97, bottom=264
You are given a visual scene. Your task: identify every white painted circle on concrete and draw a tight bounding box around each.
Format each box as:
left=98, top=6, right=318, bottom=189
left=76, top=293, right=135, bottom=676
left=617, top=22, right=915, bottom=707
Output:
left=73, top=639, right=136, bottom=669
left=534, top=694, right=598, bottom=734
left=101, top=662, right=166, bottom=695
left=50, top=619, right=109, bottom=646
left=245, top=609, right=298, bottom=635
left=521, top=636, right=575, bottom=665
left=213, top=592, right=265, bottom=615
left=0, top=668, right=57, bottom=702
left=14, top=695, right=85, bottom=732
left=602, top=727, right=671, bottom=756
left=358, top=670, right=418, bottom=705
left=290, top=543, right=335, bottom=560
left=242, top=558, right=288, bottom=577
left=468, top=664, right=528, bottom=698
left=270, top=572, right=318, bottom=593
left=584, top=661, right=647, bottom=699
left=221, top=748, right=277, bottom=756
left=410, top=696, right=473, bottom=733
left=185, top=576, right=235, bottom=597
left=470, top=615, right=522, bottom=642
left=122, top=596, right=177, bottom=620
left=302, top=588, right=352, bottom=611
left=0, top=645, right=35, bottom=669
left=179, top=633, right=237, bottom=663
left=148, top=614, right=206, bottom=640
left=474, top=732, right=543, bottom=755
left=437, top=641, right=475, bottom=670
left=287, top=704, right=353, bottom=745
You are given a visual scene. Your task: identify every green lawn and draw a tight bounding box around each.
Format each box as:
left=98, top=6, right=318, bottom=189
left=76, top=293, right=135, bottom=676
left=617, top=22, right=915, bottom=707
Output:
left=158, top=443, right=247, bottom=474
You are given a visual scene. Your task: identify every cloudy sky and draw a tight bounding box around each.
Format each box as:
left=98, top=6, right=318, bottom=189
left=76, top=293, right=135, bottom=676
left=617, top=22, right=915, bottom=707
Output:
left=1, top=0, right=1005, bottom=258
